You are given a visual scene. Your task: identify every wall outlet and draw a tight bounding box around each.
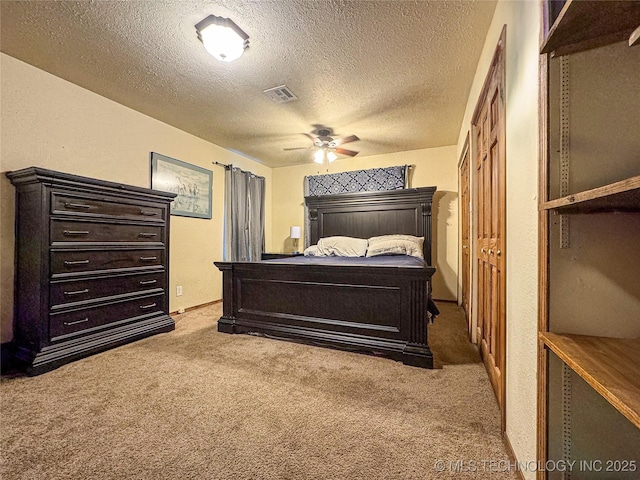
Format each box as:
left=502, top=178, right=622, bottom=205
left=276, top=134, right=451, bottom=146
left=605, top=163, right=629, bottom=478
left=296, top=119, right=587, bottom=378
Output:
left=176, top=285, right=183, bottom=296
left=177, top=308, right=185, bottom=314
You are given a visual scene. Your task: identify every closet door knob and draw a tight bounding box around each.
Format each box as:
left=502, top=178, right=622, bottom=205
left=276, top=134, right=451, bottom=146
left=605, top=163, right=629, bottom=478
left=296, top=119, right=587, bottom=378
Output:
left=489, top=249, right=494, bottom=255
left=497, top=250, right=502, bottom=256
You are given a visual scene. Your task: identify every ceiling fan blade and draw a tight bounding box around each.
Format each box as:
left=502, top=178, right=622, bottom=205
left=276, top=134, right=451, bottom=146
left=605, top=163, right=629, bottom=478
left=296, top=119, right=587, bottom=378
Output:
left=333, top=135, right=359, bottom=146
left=335, top=147, right=359, bottom=157
left=283, top=147, right=309, bottom=151
left=303, top=133, right=316, bottom=141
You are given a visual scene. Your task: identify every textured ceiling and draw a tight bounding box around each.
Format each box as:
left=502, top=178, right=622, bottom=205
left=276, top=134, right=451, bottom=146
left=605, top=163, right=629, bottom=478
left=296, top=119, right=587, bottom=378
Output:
left=0, top=0, right=496, bottom=168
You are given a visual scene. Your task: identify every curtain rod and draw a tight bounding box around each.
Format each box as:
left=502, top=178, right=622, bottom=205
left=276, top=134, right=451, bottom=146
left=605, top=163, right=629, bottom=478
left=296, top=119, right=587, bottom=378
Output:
left=212, top=161, right=232, bottom=169
left=215, top=161, right=412, bottom=171
left=309, top=164, right=414, bottom=174
left=212, top=161, right=264, bottom=179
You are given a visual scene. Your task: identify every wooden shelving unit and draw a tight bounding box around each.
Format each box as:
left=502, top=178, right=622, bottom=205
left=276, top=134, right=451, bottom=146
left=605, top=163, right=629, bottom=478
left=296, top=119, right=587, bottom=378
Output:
left=540, top=332, right=640, bottom=428
left=540, top=175, right=640, bottom=214
left=538, top=1, right=640, bottom=478
left=542, top=0, right=640, bottom=56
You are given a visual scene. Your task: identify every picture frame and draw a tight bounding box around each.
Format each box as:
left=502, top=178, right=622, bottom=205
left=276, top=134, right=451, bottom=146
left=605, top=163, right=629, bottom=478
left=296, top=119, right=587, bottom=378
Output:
left=150, top=152, right=212, bottom=219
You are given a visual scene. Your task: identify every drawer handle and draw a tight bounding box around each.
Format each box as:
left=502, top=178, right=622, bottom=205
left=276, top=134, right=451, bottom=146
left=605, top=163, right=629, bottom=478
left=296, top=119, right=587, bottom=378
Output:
left=138, top=233, right=158, bottom=238
left=64, top=260, right=90, bottom=266
left=140, top=256, right=157, bottom=262
left=139, top=280, right=157, bottom=285
left=64, top=202, right=91, bottom=210
left=64, top=230, right=90, bottom=236
left=64, top=317, right=89, bottom=326
left=140, top=210, right=159, bottom=216
left=139, top=303, right=157, bottom=310
left=63, top=288, right=89, bottom=296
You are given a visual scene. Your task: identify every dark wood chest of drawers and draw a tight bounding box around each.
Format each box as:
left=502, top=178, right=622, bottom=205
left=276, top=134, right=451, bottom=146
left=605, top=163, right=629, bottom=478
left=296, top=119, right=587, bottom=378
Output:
left=6, top=167, right=177, bottom=375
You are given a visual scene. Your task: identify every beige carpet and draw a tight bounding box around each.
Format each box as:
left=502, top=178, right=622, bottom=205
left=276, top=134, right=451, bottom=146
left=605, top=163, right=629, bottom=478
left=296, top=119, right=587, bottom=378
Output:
left=1, top=302, right=517, bottom=479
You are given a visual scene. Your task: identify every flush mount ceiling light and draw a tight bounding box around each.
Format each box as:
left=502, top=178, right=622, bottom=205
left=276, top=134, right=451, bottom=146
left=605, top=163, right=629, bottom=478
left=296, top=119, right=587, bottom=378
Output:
left=195, top=15, right=249, bottom=62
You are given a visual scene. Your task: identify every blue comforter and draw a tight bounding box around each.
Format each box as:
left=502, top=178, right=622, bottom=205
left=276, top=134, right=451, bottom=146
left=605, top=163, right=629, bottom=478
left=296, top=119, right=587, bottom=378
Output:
left=262, top=254, right=426, bottom=268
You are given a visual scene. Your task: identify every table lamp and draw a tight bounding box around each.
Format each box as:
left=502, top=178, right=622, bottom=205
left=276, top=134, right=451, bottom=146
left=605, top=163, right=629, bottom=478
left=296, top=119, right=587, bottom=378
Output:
left=290, top=226, right=301, bottom=254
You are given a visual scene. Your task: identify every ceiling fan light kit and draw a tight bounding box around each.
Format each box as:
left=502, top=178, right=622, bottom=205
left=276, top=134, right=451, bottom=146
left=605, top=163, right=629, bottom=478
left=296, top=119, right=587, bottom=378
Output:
left=195, top=15, right=249, bottom=62
left=314, top=149, right=338, bottom=164
left=288, top=128, right=360, bottom=163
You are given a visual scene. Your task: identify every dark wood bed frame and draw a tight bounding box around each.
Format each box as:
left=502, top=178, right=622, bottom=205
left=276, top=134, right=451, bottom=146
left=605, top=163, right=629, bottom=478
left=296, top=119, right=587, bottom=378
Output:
left=214, top=187, right=437, bottom=368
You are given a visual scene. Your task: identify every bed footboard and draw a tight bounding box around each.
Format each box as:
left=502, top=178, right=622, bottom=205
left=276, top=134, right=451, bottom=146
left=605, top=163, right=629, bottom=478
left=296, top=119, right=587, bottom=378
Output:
left=215, top=261, right=435, bottom=368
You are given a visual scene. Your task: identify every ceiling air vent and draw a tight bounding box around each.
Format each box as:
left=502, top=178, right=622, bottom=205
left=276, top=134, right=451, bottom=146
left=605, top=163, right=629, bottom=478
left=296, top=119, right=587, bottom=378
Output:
left=263, top=85, right=298, bottom=104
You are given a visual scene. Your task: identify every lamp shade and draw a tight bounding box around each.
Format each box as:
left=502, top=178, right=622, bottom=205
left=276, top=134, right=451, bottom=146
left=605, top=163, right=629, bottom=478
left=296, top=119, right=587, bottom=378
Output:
left=196, top=15, right=249, bottom=62
left=290, top=226, right=301, bottom=239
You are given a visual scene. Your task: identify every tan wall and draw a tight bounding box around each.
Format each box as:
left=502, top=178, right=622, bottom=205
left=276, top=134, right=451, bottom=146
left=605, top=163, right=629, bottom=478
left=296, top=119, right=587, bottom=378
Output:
left=0, top=53, right=272, bottom=343
left=272, top=146, right=459, bottom=301
left=456, top=0, right=541, bottom=476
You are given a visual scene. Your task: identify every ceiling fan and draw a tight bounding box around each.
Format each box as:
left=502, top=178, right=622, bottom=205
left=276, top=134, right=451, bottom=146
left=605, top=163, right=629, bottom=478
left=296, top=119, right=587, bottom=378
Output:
left=284, top=128, right=360, bottom=163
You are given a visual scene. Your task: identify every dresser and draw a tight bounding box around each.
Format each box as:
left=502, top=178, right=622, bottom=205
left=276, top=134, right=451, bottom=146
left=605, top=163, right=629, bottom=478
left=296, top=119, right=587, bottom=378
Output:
left=6, top=167, right=177, bottom=375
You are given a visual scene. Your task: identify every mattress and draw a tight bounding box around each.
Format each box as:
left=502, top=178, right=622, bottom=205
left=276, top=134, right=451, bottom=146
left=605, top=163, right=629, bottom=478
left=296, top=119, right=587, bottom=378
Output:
left=262, top=254, right=426, bottom=268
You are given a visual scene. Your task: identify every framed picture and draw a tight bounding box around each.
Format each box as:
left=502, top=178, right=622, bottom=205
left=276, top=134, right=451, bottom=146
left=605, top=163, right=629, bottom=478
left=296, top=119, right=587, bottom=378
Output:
left=150, top=152, right=212, bottom=219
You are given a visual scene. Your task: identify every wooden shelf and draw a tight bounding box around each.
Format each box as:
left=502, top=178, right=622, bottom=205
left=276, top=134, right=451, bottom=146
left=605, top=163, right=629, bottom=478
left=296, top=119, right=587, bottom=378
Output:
left=542, top=0, right=640, bottom=56
left=540, top=332, right=640, bottom=429
left=540, top=175, right=640, bottom=214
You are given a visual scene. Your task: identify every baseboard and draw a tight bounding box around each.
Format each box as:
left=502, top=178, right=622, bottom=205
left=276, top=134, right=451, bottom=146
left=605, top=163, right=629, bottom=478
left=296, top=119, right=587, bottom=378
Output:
left=170, top=299, right=221, bottom=316
left=503, top=432, right=527, bottom=480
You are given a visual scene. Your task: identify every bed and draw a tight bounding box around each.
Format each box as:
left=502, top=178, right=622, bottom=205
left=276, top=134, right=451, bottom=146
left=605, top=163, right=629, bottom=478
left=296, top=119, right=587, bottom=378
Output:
left=214, top=186, right=437, bottom=368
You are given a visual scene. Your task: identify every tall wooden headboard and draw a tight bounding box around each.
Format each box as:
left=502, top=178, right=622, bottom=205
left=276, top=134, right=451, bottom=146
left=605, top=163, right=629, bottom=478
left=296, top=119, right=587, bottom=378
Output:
left=305, top=186, right=436, bottom=265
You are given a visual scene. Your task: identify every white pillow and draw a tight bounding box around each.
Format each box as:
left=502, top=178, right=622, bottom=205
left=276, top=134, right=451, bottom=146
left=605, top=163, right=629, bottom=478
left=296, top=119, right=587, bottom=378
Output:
left=317, top=236, right=368, bottom=257
left=304, top=245, right=321, bottom=256
left=366, top=235, right=424, bottom=259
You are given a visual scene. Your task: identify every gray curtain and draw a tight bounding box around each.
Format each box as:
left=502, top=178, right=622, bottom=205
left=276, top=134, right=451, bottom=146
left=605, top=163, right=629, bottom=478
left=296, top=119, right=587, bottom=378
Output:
left=224, top=167, right=265, bottom=261
left=303, top=176, right=310, bottom=249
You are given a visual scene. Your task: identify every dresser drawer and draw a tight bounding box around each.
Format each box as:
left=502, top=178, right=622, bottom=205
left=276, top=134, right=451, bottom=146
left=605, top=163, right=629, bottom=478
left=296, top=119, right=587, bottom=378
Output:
left=52, top=192, right=165, bottom=222
left=50, top=272, right=165, bottom=308
left=51, top=220, right=164, bottom=244
left=51, top=249, right=164, bottom=275
left=50, top=293, right=165, bottom=339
